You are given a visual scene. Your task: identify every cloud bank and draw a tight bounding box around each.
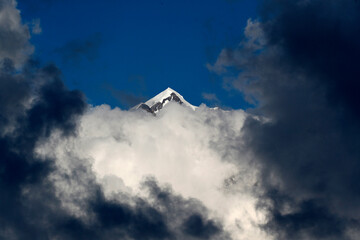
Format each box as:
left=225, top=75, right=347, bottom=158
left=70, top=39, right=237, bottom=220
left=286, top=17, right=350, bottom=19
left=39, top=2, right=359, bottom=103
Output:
left=37, top=102, right=270, bottom=240
left=209, top=0, right=360, bottom=239
left=0, top=0, right=270, bottom=239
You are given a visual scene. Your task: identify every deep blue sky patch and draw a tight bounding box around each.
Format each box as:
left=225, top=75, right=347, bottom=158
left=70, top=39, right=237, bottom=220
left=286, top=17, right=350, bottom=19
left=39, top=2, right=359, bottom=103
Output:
left=18, top=0, right=258, bottom=109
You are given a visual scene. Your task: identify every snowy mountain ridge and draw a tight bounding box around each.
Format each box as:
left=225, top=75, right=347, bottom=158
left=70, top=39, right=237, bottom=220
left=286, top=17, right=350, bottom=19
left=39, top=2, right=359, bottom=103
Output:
left=133, top=87, right=197, bottom=114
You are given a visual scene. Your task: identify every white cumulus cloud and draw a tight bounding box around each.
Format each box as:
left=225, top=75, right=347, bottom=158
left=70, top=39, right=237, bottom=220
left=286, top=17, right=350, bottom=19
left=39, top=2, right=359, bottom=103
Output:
left=36, top=102, right=272, bottom=240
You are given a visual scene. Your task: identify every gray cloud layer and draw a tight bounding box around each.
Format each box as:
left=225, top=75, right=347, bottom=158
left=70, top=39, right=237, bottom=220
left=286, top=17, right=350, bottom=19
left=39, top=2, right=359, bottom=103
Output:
left=0, top=0, right=33, bottom=67
left=209, top=0, right=360, bottom=239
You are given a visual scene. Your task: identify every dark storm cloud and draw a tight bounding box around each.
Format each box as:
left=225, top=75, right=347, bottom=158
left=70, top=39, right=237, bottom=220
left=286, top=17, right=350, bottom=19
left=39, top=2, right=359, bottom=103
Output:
left=0, top=59, right=87, bottom=239
left=182, top=214, right=221, bottom=239
left=54, top=33, right=102, bottom=65
left=0, top=1, right=227, bottom=239
left=144, top=178, right=227, bottom=239
left=210, top=0, right=360, bottom=239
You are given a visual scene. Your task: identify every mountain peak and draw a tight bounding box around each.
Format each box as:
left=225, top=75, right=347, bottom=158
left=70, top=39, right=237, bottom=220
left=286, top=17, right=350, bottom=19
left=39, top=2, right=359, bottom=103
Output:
left=133, top=87, right=197, bottom=114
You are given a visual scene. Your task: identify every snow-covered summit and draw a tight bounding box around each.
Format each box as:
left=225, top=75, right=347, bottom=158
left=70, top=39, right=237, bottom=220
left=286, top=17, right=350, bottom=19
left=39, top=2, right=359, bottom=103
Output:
left=133, top=87, right=197, bottom=114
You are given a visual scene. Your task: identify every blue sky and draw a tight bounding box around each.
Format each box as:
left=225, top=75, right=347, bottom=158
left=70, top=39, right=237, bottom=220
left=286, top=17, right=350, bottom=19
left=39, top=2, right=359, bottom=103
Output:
left=18, top=0, right=258, bottom=109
